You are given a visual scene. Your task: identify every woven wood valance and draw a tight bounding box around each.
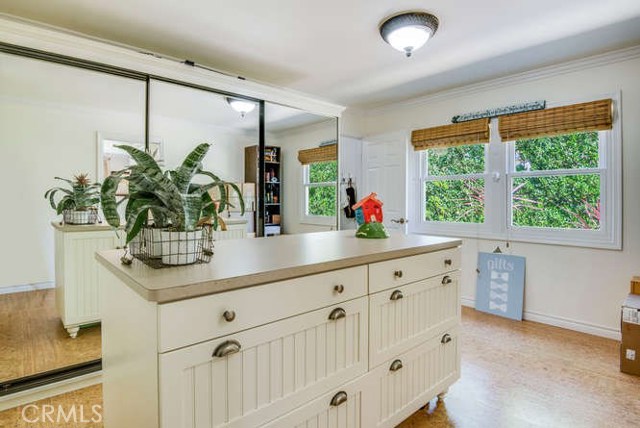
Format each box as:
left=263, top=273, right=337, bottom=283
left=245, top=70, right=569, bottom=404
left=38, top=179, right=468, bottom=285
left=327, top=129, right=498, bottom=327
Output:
left=411, top=118, right=490, bottom=151
left=499, top=98, right=613, bottom=141
left=297, top=144, right=337, bottom=165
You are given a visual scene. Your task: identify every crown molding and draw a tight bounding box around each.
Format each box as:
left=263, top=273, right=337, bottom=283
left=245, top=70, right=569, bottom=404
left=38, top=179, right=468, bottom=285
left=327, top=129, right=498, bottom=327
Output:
left=365, top=44, right=640, bottom=115
left=0, top=14, right=345, bottom=118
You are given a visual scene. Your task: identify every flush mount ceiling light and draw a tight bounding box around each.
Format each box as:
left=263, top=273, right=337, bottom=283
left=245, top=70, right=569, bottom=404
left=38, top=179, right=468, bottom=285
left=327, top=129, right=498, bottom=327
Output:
left=379, top=11, right=439, bottom=57
left=226, top=97, right=256, bottom=118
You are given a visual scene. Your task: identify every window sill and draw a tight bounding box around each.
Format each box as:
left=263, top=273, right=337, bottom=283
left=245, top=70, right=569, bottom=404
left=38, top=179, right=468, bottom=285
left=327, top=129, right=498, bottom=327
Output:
left=301, top=216, right=337, bottom=227
left=410, top=224, right=621, bottom=251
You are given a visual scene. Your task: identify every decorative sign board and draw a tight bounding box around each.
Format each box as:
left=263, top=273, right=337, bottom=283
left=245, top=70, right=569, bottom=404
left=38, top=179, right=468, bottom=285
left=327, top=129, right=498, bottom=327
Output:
left=475, top=252, right=526, bottom=320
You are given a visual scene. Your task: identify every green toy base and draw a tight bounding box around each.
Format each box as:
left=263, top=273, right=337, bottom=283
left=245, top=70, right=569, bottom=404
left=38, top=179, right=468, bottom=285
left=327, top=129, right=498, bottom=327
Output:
left=355, top=222, right=390, bottom=239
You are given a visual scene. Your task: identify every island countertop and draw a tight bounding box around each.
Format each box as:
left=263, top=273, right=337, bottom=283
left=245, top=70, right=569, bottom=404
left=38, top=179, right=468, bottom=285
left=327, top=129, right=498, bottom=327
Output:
left=96, top=230, right=461, bottom=303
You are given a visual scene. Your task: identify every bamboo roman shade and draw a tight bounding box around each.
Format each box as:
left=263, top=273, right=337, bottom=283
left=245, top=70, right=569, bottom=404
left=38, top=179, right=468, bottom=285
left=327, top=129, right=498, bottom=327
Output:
left=297, top=144, right=337, bottom=165
left=411, top=118, right=490, bottom=151
left=499, top=98, right=613, bottom=141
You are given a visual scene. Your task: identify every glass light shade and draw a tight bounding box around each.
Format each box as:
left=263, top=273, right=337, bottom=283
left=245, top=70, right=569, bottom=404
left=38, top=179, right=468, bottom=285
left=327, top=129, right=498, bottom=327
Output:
left=387, top=26, right=431, bottom=56
left=227, top=98, right=256, bottom=116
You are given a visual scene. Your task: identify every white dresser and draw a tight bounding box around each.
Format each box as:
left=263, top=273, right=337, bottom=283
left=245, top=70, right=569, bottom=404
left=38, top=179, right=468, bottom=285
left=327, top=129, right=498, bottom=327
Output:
left=52, top=222, right=122, bottom=337
left=97, top=231, right=461, bottom=428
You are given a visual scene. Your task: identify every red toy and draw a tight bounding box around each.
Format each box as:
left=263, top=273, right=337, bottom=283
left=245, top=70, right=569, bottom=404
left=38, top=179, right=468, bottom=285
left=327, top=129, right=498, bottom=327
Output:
left=352, top=192, right=384, bottom=224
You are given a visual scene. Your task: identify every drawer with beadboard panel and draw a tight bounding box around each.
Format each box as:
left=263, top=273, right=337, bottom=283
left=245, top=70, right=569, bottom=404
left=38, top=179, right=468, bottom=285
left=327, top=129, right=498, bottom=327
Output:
left=159, top=297, right=369, bottom=428
left=368, top=247, right=461, bottom=294
left=366, top=328, right=460, bottom=428
left=259, top=373, right=377, bottom=428
left=368, top=271, right=461, bottom=368
left=157, top=266, right=367, bottom=352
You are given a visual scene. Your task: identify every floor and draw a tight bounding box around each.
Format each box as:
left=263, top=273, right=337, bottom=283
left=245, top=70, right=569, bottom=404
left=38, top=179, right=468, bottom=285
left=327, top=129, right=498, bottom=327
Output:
left=0, top=289, right=101, bottom=383
left=2, top=307, right=639, bottom=427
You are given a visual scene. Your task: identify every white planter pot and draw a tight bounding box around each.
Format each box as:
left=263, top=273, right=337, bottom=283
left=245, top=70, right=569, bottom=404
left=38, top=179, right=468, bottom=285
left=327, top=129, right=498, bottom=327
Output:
left=160, top=229, right=203, bottom=266
left=63, top=210, right=97, bottom=225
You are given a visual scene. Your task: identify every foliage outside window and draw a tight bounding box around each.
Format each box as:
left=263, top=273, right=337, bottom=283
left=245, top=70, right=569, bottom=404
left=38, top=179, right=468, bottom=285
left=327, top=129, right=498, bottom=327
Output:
left=424, top=144, right=485, bottom=223
left=511, top=132, right=601, bottom=230
left=304, top=160, right=337, bottom=217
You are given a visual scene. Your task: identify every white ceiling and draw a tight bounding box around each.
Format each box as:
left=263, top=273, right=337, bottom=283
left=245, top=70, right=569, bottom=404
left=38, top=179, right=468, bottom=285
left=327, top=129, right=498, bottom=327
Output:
left=2, top=0, right=640, bottom=108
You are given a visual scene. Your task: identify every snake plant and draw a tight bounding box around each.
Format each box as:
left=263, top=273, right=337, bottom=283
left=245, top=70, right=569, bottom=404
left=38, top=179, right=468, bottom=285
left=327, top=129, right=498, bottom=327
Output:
left=44, top=174, right=101, bottom=214
left=101, top=143, right=244, bottom=244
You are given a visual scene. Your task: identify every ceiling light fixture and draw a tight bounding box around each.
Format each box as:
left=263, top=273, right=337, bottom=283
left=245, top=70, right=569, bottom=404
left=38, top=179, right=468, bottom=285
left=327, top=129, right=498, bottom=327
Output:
left=226, top=97, right=256, bottom=118
left=379, top=11, right=439, bottom=57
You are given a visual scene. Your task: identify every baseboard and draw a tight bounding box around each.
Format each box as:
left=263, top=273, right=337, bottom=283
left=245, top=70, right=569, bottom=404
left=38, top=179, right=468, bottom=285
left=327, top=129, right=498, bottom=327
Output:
left=461, top=296, right=621, bottom=341
left=0, top=281, right=54, bottom=295
left=0, top=371, right=101, bottom=411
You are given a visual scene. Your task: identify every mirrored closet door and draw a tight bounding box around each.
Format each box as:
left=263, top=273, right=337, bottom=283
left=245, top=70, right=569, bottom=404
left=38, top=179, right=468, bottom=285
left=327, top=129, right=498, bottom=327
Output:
left=0, top=52, right=145, bottom=387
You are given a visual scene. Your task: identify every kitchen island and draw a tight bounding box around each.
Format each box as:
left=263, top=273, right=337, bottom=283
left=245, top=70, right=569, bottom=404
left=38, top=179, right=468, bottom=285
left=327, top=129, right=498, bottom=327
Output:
left=96, top=230, right=462, bottom=428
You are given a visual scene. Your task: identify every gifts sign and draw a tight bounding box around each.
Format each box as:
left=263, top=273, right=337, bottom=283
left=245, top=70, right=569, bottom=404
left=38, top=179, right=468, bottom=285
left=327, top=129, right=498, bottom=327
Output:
left=475, top=252, right=526, bottom=320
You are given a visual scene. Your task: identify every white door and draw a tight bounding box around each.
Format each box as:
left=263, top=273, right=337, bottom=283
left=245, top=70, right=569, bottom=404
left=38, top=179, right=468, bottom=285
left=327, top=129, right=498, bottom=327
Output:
left=362, top=133, right=408, bottom=232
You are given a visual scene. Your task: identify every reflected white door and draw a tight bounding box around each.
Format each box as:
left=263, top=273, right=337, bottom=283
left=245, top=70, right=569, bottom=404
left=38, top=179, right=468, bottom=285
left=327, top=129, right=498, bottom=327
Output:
left=362, top=134, right=408, bottom=233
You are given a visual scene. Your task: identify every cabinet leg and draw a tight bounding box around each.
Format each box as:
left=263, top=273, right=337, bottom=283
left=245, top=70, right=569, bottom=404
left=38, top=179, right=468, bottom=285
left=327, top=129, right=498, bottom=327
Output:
left=437, top=388, right=449, bottom=402
left=66, top=326, right=80, bottom=339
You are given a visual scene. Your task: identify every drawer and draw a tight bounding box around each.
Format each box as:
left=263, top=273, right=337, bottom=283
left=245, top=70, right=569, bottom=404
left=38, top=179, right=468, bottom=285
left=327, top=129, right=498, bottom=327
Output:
left=260, top=374, right=374, bottom=428
left=159, top=297, right=369, bottom=428
left=368, top=247, right=460, bottom=293
left=369, top=272, right=460, bottom=368
left=368, top=328, right=460, bottom=428
left=158, top=265, right=367, bottom=352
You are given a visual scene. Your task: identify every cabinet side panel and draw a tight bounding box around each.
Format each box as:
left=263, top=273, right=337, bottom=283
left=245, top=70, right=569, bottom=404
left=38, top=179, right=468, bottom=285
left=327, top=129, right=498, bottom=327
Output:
left=100, top=265, right=158, bottom=428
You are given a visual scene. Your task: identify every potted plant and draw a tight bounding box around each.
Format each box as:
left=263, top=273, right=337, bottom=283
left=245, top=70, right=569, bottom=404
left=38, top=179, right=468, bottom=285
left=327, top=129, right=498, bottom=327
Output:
left=44, top=174, right=101, bottom=225
left=101, top=143, right=244, bottom=266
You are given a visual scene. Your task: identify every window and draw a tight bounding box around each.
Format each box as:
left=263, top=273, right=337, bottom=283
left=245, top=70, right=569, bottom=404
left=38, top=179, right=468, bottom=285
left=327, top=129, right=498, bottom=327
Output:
left=303, top=160, right=337, bottom=221
left=424, top=144, right=486, bottom=224
left=411, top=97, right=621, bottom=249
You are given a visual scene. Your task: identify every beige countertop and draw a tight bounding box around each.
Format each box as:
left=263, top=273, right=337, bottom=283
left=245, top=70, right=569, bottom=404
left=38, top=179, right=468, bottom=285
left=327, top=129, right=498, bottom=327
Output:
left=51, top=221, right=117, bottom=232
left=96, top=230, right=461, bottom=303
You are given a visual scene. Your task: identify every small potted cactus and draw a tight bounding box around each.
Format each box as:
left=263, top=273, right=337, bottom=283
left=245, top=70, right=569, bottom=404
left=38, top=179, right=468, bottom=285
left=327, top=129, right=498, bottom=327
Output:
left=45, top=174, right=101, bottom=225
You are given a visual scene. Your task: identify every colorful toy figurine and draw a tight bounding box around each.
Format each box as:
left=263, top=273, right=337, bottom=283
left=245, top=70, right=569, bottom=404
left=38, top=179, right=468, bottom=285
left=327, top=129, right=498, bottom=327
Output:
left=352, top=192, right=384, bottom=226
left=352, top=192, right=389, bottom=239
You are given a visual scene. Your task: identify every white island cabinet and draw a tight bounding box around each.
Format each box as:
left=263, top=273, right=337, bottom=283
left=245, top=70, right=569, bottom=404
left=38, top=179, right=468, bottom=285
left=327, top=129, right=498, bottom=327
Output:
left=96, top=230, right=462, bottom=428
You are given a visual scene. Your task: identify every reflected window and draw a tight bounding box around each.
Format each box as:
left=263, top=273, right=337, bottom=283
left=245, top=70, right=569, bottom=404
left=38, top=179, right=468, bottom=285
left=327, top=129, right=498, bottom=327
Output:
left=303, top=160, right=337, bottom=219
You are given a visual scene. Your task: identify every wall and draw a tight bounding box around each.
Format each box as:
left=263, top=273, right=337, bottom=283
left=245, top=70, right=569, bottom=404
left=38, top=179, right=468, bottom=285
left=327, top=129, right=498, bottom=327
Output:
left=357, top=52, right=640, bottom=338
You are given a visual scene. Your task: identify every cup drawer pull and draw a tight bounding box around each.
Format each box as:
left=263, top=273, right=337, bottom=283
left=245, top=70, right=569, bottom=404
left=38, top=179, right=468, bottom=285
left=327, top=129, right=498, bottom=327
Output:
left=328, top=307, right=346, bottom=321
left=442, top=276, right=453, bottom=285
left=212, top=340, right=242, bottom=358
left=330, top=391, right=348, bottom=407
left=334, top=284, right=344, bottom=294
left=394, top=270, right=404, bottom=279
left=390, top=290, right=404, bottom=301
left=441, top=334, right=452, bottom=344
left=389, top=359, right=403, bottom=372
left=444, top=258, right=453, bottom=266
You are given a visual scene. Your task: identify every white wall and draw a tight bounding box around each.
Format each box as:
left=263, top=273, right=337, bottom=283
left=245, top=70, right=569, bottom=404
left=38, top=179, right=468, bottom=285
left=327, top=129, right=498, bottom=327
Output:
left=356, top=53, right=640, bottom=338
left=275, top=120, right=338, bottom=234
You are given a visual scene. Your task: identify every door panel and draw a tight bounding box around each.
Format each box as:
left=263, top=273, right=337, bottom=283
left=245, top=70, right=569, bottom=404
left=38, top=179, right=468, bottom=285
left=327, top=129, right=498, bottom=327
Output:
left=363, top=135, right=407, bottom=232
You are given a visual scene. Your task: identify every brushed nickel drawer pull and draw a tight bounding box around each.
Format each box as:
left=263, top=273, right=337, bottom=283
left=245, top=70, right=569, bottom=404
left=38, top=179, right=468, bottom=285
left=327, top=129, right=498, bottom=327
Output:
left=330, top=391, right=348, bottom=407
left=222, top=310, right=236, bottom=322
left=444, top=258, right=453, bottom=267
left=328, top=307, right=346, bottom=321
left=212, top=340, right=241, bottom=358
left=389, top=359, right=403, bottom=372
left=442, top=276, right=453, bottom=285
left=390, top=290, right=404, bottom=301
left=441, top=334, right=452, bottom=344
left=394, top=270, right=404, bottom=279
left=334, top=284, right=345, bottom=294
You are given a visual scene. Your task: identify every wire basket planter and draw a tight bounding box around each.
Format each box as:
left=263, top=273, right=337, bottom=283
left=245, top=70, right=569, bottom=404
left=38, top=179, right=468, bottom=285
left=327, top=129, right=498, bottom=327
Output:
left=129, top=226, right=214, bottom=268
left=63, top=209, right=99, bottom=225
